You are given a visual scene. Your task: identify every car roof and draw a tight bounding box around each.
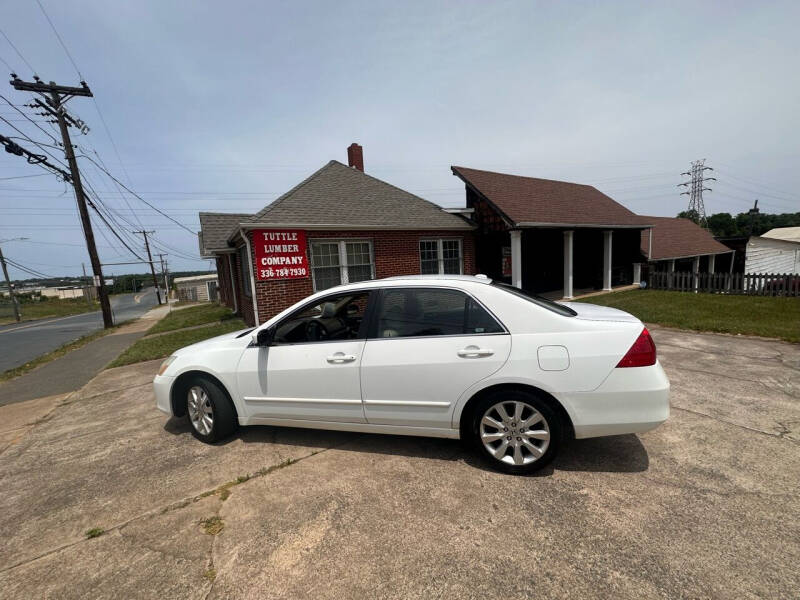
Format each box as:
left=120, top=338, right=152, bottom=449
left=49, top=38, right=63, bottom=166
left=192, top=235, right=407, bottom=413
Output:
left=316, top=274, right=493, bottom=295
left=383, top=274, right=492, bottom=284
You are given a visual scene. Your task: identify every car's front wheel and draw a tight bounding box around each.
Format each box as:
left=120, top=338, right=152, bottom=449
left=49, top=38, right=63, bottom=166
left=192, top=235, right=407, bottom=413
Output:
left=470, top=390, right=562, bottom=474
left=184, top=376, right=237, bottom=443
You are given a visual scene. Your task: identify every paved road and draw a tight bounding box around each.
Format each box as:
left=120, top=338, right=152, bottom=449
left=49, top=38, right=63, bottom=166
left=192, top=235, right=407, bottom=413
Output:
left=0, top=288, right=161, bottom=373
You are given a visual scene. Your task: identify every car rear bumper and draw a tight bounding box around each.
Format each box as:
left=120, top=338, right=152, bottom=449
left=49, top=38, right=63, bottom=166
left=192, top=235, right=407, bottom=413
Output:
left=560, top=361, right=670, bottom=439
left=153, top=374, right=175, bottom=416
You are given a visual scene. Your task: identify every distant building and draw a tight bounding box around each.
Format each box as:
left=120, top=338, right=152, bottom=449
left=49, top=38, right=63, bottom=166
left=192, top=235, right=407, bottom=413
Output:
left=640, top=216, right=734, bottom=274
left=174, top=274, right=218, bottom=302
left=745, top=227, right=800, bottom=275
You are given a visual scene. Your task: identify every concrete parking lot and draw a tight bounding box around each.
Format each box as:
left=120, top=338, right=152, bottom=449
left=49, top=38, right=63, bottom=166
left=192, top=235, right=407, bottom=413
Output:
left=1, top=327, right=798, bottom=599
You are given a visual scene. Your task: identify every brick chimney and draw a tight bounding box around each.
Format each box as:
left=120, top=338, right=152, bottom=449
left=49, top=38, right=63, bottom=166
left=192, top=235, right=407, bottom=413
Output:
left=347, top=143, right=364, bottom=172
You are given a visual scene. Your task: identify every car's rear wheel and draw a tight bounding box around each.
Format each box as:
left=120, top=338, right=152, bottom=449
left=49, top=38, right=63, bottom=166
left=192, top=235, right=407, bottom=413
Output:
left=185, top=376, right=237, bottom=443
left=470, top=390, right=562, bottom=474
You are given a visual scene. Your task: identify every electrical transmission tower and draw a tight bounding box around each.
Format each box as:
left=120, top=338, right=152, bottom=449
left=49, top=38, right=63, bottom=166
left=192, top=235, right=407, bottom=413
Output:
left=678, top=159, right=716, bottom=229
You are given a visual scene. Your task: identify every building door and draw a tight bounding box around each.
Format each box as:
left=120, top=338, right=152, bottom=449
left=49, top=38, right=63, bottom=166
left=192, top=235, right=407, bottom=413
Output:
left=207, top=281, right=218, bottom=301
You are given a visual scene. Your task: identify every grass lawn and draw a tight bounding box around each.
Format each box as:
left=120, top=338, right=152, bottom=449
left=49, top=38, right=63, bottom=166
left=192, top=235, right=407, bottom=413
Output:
left=0, top=298, right=99, bottom=325
left=147, top=303, right=235, bottom=334
left=109, top=319, right=248, bottom=368
left=585, top=289, right=800, bottom=343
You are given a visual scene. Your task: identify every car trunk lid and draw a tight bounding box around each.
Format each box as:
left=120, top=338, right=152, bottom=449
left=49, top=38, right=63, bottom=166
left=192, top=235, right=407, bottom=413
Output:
left=561, top=301, right=641, bottom=323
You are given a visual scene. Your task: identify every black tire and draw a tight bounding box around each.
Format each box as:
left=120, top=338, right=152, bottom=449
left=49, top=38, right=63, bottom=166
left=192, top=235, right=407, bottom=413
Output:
left=184, top=375, right=237, bottom=443
left=469, top=389, right=562, bottom=475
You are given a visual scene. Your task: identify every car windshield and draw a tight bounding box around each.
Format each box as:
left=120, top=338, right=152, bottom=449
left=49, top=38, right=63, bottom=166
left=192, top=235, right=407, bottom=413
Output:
left=491, top=282, right=577, bottom=317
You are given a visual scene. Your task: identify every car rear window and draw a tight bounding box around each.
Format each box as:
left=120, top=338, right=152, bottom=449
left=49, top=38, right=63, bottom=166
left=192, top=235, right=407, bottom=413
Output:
left=492, top=282, right=577, bottom=317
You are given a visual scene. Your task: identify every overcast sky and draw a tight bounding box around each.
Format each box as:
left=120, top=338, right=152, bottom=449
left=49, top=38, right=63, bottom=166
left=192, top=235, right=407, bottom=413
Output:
left=1, top=0, right=798, bottom=278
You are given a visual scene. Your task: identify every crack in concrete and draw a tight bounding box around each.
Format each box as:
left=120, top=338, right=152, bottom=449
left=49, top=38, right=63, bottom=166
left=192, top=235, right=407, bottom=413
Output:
left=672, top=405, right=800, bottom=445
left=71, top=380, right=152, bottom=402
left=0, top=443, right=335, bottom=576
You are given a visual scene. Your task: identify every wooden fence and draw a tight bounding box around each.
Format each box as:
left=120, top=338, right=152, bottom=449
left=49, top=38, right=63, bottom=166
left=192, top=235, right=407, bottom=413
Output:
left=648, top=271, right=800, bottom=297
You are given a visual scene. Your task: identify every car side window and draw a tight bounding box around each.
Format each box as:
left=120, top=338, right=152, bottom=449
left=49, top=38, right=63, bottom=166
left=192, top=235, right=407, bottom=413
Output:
left=376, top=288, right=503, bottom=338
left=273, top=291, right=371, bottom=344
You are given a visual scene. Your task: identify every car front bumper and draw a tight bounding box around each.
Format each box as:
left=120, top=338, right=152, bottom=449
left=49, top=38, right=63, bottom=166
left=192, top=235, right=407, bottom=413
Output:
left=561, top=361, right=670, bottom=439
left=153, top=374, right=175, bottom=416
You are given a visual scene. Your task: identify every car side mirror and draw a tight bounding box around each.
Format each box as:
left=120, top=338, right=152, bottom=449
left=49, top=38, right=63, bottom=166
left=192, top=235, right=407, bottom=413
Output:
left=253, top=326, right=275, bottom=347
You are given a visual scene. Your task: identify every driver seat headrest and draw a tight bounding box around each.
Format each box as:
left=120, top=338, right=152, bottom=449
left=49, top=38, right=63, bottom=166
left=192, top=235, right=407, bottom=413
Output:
left=320, top=302, right=337, bottom=318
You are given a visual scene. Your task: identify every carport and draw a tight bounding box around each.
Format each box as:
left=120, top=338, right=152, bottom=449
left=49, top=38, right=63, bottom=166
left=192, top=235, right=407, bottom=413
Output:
left=451, top=166, right=651, bottom=298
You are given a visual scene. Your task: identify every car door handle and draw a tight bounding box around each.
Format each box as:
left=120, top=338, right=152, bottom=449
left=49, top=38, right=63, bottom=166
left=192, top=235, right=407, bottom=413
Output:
left=326, top=352, right=357, bottom=363
left=457, top=347, right=494, bottom=358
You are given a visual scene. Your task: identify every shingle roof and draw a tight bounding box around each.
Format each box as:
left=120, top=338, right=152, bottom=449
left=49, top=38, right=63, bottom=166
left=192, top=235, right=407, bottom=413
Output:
left=248, top=161, right=472, bottom=230
left=451, top=166, right=646, bottom=227
left=198, top=212, right=253, bottom=256
left=761, top=227, right=800, bottom=244
left=641, top=216, right=733, bottom=260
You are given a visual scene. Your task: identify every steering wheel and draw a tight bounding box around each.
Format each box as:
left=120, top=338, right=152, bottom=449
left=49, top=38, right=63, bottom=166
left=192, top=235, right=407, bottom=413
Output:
left=305, top=320, right=329, bottom=341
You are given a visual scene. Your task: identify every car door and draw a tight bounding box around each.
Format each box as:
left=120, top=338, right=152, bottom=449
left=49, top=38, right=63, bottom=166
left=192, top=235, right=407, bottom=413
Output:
left=236, top=290, right=374, bottom=423
left=360, top=287, right=511, bottom=429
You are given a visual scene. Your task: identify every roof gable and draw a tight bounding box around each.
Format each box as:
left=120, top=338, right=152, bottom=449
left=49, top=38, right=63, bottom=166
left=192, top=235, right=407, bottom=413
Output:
left=249, top=161, right=471, bottom=230
left=641, top=216, right=732, bottom=260
left=451, top=166, right=644, bottom=227
left=199, top=212, right=253, bottom=256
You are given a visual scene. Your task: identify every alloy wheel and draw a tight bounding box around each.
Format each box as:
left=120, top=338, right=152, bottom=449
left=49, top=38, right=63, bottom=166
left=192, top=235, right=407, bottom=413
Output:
left=479, top=400, right=550, bottom=466
left=187, top=385, right=214, bottom=436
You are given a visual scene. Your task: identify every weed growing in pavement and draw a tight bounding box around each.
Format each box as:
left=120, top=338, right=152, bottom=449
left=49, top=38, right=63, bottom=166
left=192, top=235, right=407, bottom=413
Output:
left=201, top=516, right=224, bottom=535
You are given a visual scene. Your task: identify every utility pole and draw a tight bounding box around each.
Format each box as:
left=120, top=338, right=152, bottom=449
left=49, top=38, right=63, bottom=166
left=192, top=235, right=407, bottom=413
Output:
left=0, top=244, right=21, bottom=322
left=678, top=159, right=716, bottom=229
left=135, top=230, right=162, bottom=305
left=10, top=76, right=114, bottom=328
left=81, top=263, right=91, bottom=307
left=157, top=254, right=170, bottom=308
left=746, top=199, right=760, bottom=237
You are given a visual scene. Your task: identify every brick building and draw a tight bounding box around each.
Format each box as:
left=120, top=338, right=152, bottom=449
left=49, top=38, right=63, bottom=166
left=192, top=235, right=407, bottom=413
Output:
left=199, top=145, right=475, bottom=326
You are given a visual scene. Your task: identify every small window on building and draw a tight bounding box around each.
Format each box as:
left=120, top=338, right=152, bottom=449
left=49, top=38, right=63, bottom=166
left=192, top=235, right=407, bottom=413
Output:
left=310, top=240, right=375, bottom=292
left=238, top=245, right=252, bottom=297
left=419, top=239, right=462, bottom=275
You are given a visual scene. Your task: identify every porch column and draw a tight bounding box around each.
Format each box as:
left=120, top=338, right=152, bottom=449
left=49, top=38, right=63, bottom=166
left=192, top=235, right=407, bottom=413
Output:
left=563, top=230, right=574, bottom=299
left=693, top=255, right=700, bottom=291
left=708, top=254, right=715, bottom=273
left=633, top=262, right=642, bottom=285
left=510, top=229, right=523, bottom=289
left=669, top=259, right=675, bottom=272
left=602, top=230, right=613, bottom=291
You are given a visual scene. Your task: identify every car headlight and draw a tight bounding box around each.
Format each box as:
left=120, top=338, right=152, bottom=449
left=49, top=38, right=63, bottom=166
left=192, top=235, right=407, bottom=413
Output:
left=158, top=355, right=177, bottom=376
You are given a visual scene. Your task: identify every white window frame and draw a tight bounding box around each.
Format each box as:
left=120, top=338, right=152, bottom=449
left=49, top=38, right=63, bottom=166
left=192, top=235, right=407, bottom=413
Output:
left=420, top=238, right=463, bottom=275
left=309, top=239, right=376, bottom=292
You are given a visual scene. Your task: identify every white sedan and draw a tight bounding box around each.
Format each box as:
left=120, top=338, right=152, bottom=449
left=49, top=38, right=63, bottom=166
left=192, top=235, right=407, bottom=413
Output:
left=154, top=275, right=669, bottom=474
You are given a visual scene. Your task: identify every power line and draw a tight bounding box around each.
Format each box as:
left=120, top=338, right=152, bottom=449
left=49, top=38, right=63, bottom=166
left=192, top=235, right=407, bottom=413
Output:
left=0, top=53, right=13, bottom=73
left=4, top=256, right=54, bottom=279
left=0, top=173, right=49, bottom=181
left=0, top=29, right=36, bottom=75
left=77, top=153, right=197, bottom=234
left=35, top=0, right=82, bottom=79
left=0, top=93, right=60, bottom=144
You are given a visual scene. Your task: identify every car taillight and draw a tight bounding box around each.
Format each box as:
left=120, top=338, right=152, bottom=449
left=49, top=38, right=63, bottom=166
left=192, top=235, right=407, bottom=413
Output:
left=616, top=328, right=657, bottom=368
